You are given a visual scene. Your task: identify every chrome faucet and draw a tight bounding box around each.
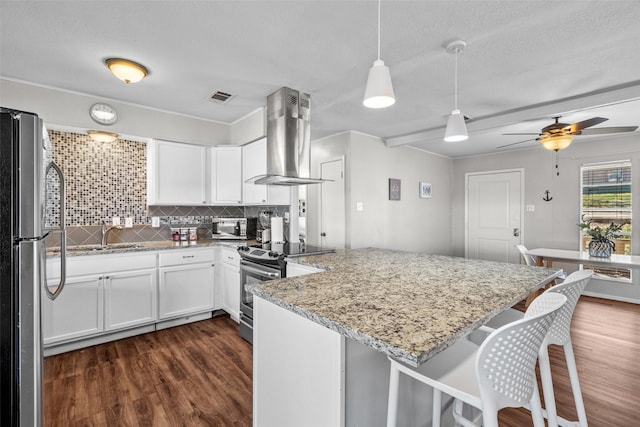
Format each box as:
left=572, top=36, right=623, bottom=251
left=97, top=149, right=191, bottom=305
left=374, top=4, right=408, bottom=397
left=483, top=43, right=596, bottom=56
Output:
left=100, top=220, right=123, bottom=246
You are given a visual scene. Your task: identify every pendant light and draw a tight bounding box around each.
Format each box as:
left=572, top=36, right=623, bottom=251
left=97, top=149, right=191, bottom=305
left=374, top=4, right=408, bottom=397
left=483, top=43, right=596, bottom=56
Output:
left=363, top=0, right=395, bottom=109
left=444, top=40, right=468, bottom=142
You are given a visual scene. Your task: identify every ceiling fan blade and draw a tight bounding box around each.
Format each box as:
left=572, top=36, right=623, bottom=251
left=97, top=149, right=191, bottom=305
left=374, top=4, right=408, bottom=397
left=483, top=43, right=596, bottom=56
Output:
left=502, top=133, right=540, bottom=136
left=579, top=126, right=638, bottom=135
left=496, top=138, right=537, bottom=149
left=569, top=117, right=608, bottom=133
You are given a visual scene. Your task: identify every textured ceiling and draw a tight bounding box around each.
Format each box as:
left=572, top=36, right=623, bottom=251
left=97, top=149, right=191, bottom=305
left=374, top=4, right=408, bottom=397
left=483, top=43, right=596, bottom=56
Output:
left=1, top=0, right=640, bottom=157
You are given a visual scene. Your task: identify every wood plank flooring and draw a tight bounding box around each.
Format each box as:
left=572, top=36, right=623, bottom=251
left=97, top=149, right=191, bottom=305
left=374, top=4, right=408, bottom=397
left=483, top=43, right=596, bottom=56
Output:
left=44, top=297, right=640, bottom=426
left=44, top=316, right=252, bottom=426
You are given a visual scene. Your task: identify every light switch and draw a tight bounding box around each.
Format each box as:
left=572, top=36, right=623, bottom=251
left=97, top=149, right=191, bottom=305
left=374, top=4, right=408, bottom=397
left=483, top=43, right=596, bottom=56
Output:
left=112, top=217, right=121, bottom=226
left=284, top=212, right=290, bottom=224
left=125, top=217, right=133, bottom=228
left=151, top=216, right=160, bottom=228
left=526, top=204, right=535, bottom=212
left=356, top=202, right=364, bottom=211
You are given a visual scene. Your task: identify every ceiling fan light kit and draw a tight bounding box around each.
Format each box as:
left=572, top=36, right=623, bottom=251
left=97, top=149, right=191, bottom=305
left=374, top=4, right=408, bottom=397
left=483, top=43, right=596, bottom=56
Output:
left=444, top=40, right=468, bottom=142
left=363, top=0, right=395, bottom=109
left=540, top=134, right=573, bottom=151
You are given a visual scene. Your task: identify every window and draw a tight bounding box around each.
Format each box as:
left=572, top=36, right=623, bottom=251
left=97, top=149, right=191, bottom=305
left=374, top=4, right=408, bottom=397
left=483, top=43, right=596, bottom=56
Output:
left=580, top=161, right=632, bottom=280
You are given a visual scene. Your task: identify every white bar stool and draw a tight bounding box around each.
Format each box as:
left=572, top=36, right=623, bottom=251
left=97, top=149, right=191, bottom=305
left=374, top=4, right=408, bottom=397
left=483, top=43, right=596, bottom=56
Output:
left=386, top=292, right=568, bottom=427
left=483, top=269, right=593, bottom=427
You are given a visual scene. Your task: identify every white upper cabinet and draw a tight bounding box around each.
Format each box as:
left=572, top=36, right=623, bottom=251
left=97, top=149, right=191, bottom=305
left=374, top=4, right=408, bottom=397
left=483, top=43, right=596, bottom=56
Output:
left=242, top=138, right=290, bottom=205
left=210, top=146, right=242, bottom=204
left=147, top=139, right=207, bottom=205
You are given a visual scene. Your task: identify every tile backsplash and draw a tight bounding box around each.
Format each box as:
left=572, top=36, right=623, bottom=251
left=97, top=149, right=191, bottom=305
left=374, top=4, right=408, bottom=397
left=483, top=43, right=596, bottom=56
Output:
left=47, top=130, right=289, bottom=246
left=48, top=130, right=147, bottom=226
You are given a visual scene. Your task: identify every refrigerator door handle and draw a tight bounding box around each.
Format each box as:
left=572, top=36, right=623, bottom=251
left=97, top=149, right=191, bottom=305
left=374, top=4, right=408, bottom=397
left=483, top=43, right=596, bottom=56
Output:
left=44, top=161, right=66, bottom=300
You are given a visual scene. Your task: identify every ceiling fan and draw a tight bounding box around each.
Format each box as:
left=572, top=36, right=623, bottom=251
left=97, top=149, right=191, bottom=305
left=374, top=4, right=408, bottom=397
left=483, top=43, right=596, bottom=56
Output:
left=497, top=116, right=638, bottom=151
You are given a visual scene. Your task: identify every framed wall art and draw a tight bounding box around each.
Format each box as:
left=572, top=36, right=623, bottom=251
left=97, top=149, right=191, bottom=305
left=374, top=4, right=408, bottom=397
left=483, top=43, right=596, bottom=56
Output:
left=389, top=178, right=401, bottom=201
left=419, top=182, right=432, bottom=199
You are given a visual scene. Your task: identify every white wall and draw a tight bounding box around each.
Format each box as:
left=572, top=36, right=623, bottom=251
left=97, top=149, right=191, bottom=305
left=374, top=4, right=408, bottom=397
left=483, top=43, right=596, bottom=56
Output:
left=230, top=107, right=265, bottom=145
left=308, top=131, right=453, bottom=254
left=0, top=79, right=230, bottom=145
left=452, top=134, right=640, bottom=302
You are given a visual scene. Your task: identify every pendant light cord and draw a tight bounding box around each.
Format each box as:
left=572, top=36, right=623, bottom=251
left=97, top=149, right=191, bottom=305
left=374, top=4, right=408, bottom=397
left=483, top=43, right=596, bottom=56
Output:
left=454, top=48, right=459, bottom=111
left=377, top=0, right=381, bottom=60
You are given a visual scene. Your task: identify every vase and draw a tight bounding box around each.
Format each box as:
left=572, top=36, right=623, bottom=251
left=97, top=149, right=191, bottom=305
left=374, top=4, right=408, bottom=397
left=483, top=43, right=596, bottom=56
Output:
left=588, top=239, right=614, bottom=258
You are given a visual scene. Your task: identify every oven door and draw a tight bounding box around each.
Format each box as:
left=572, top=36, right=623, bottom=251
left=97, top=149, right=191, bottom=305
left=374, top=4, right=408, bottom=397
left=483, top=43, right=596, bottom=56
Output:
left=239, top=260, right=283, bottom=317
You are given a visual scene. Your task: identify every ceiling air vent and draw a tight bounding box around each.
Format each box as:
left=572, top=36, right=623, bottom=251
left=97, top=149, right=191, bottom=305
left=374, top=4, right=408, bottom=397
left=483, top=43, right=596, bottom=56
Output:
left=209, top=90, right=234, bottom=103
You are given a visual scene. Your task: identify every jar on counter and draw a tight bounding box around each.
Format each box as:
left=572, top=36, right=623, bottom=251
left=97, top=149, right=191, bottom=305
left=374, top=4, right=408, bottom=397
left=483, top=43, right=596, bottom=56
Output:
left=180, top=228, right=188, bottom=241
left=171, top=228, right=180, bottom=241
left=189, top=227, right=198, bottom=241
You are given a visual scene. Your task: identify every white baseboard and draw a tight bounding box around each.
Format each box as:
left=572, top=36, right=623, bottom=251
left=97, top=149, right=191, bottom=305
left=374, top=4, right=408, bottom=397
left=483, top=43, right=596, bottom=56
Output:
left=582, top=290, right=640, bottom=304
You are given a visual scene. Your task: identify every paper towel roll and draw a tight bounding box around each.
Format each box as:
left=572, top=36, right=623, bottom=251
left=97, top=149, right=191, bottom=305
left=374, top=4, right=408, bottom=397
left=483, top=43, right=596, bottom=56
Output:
left=271, top=217, right=284, bottom=243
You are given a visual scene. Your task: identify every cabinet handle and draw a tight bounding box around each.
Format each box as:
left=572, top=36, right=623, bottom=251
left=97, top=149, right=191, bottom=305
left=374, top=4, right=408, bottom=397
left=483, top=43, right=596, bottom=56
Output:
left=182, top=255, right=195, bottom=258
left=212, top=264, right=215, bottom=267
left=262, top=200, right=266, bottom=203
left=104, top=276, right=110, bottom=279
left=227, top=256, right=234, bottom=260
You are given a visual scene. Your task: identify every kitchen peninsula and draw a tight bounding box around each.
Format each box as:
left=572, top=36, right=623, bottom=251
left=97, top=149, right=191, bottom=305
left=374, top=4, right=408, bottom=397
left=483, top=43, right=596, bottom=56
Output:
left=249, top=248, right=561, bottom=427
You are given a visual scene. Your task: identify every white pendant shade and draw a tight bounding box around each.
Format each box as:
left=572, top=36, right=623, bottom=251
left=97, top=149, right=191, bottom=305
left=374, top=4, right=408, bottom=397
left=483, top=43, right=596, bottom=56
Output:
left=444, top=110, right=468, bottom=142
left=363, top=59, right=396, bottom=109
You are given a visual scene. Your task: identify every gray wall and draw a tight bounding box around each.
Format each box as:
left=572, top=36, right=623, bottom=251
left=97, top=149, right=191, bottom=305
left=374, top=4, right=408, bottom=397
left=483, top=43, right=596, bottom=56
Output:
left=308, top=131, right=453, bottom=254
left=452, top=134, right=640, bottom=302
left=0, top=79, right=230, bottom=145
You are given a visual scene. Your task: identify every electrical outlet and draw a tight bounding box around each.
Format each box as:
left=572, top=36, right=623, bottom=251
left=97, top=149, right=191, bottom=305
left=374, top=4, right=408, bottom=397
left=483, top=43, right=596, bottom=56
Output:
left=125, top=217, right=133, bottom=228
left=356, top=202, right=364, bottom=211
left=151, top=216, right=160, bottom=228
left=112, top=217, right=121, bottom=226
left=526, top=204, right=535, bottom=212
left=284, top=212, right=290, bottom=224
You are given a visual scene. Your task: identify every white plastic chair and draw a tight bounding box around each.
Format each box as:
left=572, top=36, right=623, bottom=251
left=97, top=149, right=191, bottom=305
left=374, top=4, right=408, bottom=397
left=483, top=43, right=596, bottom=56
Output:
left=386, top=292, right=568, bottom=427
left=516, top=243, right=537, bottom=266
left=482, top=268, right=593, bottom=427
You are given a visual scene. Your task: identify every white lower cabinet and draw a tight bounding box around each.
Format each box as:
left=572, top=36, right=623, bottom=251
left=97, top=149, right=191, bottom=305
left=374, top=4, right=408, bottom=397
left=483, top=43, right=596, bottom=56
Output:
left=158, top=248, right=216, bottom=320
left=104, top=268, right=157, bottom=331
left=221, top=247, right=240, bottom=322
left=159, top=263, right=215, bottom=319
left=42, top=274, right=104, bottom=345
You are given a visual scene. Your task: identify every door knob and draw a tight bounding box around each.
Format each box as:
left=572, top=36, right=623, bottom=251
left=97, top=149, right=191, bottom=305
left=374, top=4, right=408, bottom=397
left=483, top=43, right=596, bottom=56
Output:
left=513, top=228, right=520, bottom=237
left=320, top=232, right=326, bottom=237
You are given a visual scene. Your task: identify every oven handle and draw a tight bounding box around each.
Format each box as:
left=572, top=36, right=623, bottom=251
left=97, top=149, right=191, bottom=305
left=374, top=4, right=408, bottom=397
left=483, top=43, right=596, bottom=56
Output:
left=240, top=261, right=282, bottom=279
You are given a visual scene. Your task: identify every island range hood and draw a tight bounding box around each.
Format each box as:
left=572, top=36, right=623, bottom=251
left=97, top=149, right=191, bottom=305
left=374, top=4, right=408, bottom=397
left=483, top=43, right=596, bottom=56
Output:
left=248, top=87, right=328, bottom=186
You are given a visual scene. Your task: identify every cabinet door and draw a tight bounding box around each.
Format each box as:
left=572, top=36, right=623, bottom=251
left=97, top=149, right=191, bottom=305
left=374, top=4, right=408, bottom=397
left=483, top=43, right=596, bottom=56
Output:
left=158, top=263, right=215, bottom=319
left=222, top=263, right=240, bottom=322
left=242, top=138, right=268, bottom=204
left=104, top=268, right=158, bottom=331
left=148, top=139, right=207, bottom=205
left=42, top=274, right=103, bottom=345
left=211, top=146, right=242, bottom=204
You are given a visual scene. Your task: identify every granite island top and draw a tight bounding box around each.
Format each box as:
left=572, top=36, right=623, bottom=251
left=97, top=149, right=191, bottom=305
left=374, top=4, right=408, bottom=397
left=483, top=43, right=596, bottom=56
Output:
left=249, top=248, right=562, bottom=367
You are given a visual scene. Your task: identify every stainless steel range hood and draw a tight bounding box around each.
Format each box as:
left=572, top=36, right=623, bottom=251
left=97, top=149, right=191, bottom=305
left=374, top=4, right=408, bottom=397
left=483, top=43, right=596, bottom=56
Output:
left=248, top=87, right=328, bottom=186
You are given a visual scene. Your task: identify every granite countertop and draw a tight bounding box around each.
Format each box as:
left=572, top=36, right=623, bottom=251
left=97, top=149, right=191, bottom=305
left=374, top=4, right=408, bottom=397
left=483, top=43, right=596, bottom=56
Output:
left=47, top=239, right=249, bottom=257
left=249, top=248, right=562, bottom=367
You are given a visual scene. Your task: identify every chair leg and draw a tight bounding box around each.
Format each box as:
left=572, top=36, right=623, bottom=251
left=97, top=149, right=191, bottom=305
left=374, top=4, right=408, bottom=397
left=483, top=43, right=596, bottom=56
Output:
left=479, top=401, right=499, bottom=427
left=538, top=347, right=559, bottom=427
left=432, top=388, right=442, bottom=427
left=386, top=363, right=400, bottom=427
left=529, top=382, right=546, bottom=427
left=564, top=341, right=588, bottom=427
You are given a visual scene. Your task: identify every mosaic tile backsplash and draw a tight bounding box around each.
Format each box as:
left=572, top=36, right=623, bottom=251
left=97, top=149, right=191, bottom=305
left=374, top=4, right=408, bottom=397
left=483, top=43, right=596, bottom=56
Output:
left=47, top=130, right=289, bottom=246
left=48, top=130, right=147, bottom=226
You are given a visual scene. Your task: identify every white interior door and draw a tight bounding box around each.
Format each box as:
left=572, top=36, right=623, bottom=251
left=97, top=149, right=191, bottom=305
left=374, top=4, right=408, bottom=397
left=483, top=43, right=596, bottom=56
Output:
left=466, top=170, right=523, bottom=263
left=320, top=159, right=345, bottom=249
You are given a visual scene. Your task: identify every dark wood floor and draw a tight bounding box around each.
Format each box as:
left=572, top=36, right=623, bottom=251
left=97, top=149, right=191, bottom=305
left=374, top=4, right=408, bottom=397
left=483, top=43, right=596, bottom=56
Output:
left=44, top=296, right=640, bottom=426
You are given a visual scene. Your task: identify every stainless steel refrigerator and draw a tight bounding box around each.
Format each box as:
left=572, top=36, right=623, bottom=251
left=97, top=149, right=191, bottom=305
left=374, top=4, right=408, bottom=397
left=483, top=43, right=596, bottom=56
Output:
left=1, top=108, right=67, bottom=426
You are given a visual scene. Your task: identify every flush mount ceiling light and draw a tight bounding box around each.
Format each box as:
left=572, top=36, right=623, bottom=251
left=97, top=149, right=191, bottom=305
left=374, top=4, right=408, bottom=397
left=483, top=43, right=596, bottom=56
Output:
left=444, top=40, right=468, bottom=142
left=87, top=130, right=118, bottom=143
left=363, top=0, right=395, bottom=109
left=105, top=58, right=148, bottom=84
left=89, top=103, right=117, bottom=125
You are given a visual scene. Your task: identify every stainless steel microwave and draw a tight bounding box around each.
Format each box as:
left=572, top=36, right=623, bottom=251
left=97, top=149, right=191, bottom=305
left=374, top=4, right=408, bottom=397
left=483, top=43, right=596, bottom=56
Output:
left=212, top=218, right=257, bottom=240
